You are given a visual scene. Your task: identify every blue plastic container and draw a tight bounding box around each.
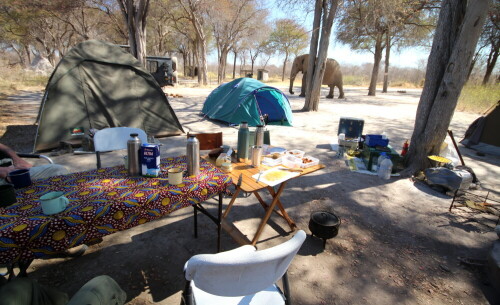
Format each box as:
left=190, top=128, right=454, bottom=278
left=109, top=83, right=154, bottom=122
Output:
left=365, top=135, right=389, bottom=147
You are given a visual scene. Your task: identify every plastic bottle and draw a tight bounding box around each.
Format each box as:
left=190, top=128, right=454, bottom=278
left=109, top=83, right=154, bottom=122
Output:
left=187, top=135, right=200, bottom=176
left=377, top=152, right=387, bottom=168
left=127, top=133, right=142, bottom=176
left=401, top=140, right=409, bottom=156
left=237, top=121, right=250, bottom=162
left=377, top=156, right=393, bottom=180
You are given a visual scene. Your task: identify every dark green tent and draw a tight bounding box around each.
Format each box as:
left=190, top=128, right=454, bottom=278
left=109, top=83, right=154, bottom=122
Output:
left=35, top=40, right=184, bottom=151
left=201, top=78, right=293, bottom=126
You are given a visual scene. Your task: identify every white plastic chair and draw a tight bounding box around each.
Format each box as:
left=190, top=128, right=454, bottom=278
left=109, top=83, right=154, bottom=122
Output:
left=93, top=127, right=147, bottom=168
left=181, top=230, right=306, bottom=305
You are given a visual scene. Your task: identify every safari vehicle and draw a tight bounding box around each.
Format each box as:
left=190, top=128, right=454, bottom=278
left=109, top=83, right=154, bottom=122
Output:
left=146, top=56, right=178, bottom=87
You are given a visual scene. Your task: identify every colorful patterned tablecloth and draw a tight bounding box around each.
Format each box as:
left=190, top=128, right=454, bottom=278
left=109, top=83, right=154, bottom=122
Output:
left=0, top=156, right=231, bottom=264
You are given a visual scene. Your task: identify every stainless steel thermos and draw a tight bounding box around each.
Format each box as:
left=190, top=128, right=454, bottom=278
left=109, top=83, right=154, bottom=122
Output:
left=127, top=133, right=141, bottom=176
left=255, top=125, right=265, bottom=147
left=187, top=135, right=200, bottom=176
left=237, top=121, right=249, bottom=162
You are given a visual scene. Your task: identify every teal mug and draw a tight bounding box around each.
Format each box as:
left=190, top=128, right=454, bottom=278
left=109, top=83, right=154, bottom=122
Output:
left=40, top=191, right=69, bottom=215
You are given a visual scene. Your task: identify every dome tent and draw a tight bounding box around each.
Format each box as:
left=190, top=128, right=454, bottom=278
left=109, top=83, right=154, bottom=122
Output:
left=201, top=78, right=293, bottom=127
left=34, top=40, right=184, bottom=151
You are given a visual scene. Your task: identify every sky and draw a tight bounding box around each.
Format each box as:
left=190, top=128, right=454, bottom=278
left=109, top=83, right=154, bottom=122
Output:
left=265, top=1, right=432, bottom=69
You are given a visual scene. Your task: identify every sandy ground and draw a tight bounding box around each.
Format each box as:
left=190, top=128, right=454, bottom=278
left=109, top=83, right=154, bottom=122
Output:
left=1, top=85, right=500, bottom=305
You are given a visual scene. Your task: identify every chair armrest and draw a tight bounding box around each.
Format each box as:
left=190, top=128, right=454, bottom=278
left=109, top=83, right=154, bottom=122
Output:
left=17, top=153, right=54, bottom=164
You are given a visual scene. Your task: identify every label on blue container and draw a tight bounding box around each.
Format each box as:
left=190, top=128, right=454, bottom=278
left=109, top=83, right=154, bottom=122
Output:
left=141, top=144, right=160, bottom=177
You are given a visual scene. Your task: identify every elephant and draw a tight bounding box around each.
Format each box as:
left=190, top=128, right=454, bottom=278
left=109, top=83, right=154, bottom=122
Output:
left=289, top=54, right=345, bottom=99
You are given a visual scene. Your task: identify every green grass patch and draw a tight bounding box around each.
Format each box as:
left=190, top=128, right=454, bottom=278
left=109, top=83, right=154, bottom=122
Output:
left=457, top=83, right=500, bottom=114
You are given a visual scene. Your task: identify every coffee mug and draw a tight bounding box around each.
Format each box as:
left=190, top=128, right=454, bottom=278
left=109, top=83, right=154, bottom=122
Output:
left=40, top=191, right=69, bottom=215
left=168, top=168, right=183, bottom=185
left=0, top=184, right=17, bottom=207
left=7, top=169, right=32, bottom=189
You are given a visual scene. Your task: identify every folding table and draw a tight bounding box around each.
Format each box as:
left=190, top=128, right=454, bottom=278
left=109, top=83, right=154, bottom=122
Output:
left=216, top=160, right=325, bottom=246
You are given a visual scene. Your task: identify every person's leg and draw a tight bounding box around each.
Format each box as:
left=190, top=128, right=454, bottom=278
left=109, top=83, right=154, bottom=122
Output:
left=67, top=275, right=126, bottom=305
left=29, top=164, right=68, bottom=181
left=0, top=277, right=68, bottom=305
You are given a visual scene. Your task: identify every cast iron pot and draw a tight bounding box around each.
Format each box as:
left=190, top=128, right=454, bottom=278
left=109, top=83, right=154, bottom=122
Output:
left=308, top=211, right=341, bottom=248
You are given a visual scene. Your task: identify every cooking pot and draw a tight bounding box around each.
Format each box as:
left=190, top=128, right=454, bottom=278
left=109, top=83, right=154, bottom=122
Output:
left=308, top=211, right=341, bottom=248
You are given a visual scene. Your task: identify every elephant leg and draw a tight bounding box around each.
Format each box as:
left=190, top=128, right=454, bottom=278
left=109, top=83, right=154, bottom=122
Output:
left=299, top=72, right=306, bottom=97
left=326, top=86, right=334, bottom=99
left=338, top=84, right=345, bottom=99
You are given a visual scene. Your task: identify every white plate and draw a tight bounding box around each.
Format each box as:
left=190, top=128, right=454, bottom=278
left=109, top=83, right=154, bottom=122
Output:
left=268, top=147, right=286, bottom=154
left=252, top=167, right=300, bottom=187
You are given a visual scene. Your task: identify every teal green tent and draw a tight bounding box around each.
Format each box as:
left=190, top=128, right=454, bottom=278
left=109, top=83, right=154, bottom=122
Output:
left=201, top=78, right=293, bottom=126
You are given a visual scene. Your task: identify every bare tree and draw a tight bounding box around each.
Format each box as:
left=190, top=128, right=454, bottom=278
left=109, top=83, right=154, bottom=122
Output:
left=269, top=18, right=309, bottom=81
left=303, top=0, right=339, bottom=111
left=402, top=0, right=490, bottom=176
left=481, top=2, right=499, bottom=85
left=176, top=0, right=209, bottom=85
left=117, top=0, right=150, bottom=65
left=210, top=0, right=264, bottom=83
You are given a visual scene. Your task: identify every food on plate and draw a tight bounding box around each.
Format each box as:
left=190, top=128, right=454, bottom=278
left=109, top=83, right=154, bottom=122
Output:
left=262, top=170, right=289, bottom=182
left=302, top=157, right=314, bottom=164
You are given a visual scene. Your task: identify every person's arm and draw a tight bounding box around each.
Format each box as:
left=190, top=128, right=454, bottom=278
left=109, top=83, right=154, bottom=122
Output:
left=0, top=143, right=32, bottom=169
left=0, top=165, right=15, bottom=179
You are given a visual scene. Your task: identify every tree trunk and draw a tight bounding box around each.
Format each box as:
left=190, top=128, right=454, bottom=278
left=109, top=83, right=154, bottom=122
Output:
left=302, top=0, right=322, bottom=111
left=118, top=0, right=149, bottom=66
left=467, top=49, right=481, bottom=80
left=232, top=50, right=237, bottom=79
left=304, top=0, right=339, bottom=111
left=402, top=0, right=489, bottom=177
left=382, top=31, right=390, bottom=93
left=218, top=48, right=229, bottom=83
left=368, top=32, right=383, bottom=96
left=282, top=52, right=288, bottom=82
left=482, top=46, right=498, bottom=85
left=25, top=45, right=31, bottom=67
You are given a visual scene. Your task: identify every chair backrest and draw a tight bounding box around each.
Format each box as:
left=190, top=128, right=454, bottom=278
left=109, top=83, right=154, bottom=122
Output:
left=94, top=127, right=147, bottom=168
left=94, top=127, right=148, bottom=152
left=187, top=132, right=223, bottom=150
left=184, top=230, right=306, bottom=297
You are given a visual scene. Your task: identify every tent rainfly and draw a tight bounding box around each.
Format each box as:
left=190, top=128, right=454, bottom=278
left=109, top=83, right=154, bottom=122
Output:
left=35, top=40, right=184, bottom=151
left=201, top=78, right=293, bottom=127
left=460, top=101, right=500, bottom=155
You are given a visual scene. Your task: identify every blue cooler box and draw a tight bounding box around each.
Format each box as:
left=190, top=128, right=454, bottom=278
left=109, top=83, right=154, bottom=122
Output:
left=338, top=117, right=364, bottom=139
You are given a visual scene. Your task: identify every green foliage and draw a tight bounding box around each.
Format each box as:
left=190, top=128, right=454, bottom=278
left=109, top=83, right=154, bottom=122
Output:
left=457, top=83, right=500, bottom=114
left=269, top=18, right=309, bottom=57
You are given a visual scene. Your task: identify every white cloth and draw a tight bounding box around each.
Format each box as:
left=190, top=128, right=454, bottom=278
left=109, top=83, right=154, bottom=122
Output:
left=0, top=164, right=68, bottom=185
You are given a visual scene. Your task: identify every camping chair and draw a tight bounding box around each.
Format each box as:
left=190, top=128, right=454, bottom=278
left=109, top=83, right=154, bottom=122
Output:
left=181, top=230, right=306, bottom=305
left=186, top=132, right=223, bottom=150
left=93, top=127, right=147, bottom=168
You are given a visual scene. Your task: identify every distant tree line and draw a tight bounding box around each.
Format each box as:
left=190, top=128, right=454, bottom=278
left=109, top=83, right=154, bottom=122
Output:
left=0, top=0, right=497, bottom=89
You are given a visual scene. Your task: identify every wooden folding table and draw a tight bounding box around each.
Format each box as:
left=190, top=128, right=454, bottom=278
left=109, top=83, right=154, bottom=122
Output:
left=217, top=160, right=325, bottom=246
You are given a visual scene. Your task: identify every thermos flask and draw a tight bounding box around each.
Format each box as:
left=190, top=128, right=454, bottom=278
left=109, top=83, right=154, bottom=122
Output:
left=187, top=135, right=200, bottom=176
left=237, top=121, right=249, bottom=162
left=255, top=125, right=265, bottom=147
left=127, top=133, right=141, bottom=176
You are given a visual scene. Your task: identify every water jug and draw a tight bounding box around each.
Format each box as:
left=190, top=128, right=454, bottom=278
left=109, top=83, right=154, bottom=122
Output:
left=127, top=133, right=142, bottom=176
left=255, top=125, right=265, bottom=147
left=187, top=135, right=200, bottom=176
left=377, top=157, right=393, bottom=180
left=237, top=121, right=249, bottom=162
left=377, top=152, right=387, bottom=169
